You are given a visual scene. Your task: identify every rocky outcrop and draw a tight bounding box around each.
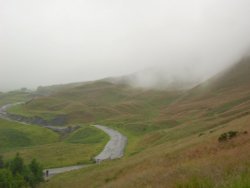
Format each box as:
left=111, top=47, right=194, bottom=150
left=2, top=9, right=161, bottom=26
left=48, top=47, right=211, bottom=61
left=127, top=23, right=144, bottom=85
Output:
left=0, top=103, right=79, bottom=135
left=5, top=114, right=68, bottom=127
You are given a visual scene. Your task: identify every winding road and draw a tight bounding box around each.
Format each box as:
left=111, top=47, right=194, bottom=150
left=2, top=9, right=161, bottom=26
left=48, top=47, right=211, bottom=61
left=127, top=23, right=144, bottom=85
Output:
left=93, top=125, right=127, bottom=162
left=0, top=103, right=127, bottom=179
left=44, top=125, right=127, bottom=178
left=0, top=103, right=23, bottom=118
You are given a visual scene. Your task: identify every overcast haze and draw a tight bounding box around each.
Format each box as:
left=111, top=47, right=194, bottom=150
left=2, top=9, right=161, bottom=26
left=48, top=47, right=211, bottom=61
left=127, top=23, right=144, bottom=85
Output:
left=1, top=0, right=250, bottom=91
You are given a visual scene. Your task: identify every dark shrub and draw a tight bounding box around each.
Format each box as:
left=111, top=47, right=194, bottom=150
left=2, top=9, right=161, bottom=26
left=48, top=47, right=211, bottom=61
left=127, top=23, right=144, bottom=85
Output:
left=218, top=131, right=238, bottom=142
left=9, top=153, right=24, bottom=175
left=228, top=131, right=238, bottom=139
left=0, top=154, right=43, bottom=188
left=0, top=156, right=4, bottom=169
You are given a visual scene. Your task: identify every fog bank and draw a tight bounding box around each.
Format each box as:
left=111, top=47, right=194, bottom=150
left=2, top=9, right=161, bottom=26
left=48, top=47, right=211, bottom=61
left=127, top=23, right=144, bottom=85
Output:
left=1, top=0, right=250, bottom=91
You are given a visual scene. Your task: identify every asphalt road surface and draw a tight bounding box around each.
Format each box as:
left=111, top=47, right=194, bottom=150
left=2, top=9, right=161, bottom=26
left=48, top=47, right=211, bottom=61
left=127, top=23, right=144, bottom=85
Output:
left=93, top=125, right=127, bottom=162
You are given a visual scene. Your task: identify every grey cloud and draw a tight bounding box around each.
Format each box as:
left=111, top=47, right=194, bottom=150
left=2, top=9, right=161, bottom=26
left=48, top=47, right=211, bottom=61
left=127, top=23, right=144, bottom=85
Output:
left=1, top=0, right=250, bottom=91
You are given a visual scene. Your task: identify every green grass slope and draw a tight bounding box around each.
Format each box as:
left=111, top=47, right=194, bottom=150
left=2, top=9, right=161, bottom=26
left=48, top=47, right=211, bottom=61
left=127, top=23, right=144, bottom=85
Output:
left=186, top=57, right=250, bottom=98
left=66, top=126, right=109, bottom=144
left=0, top=90, right=33, bottom=106
left=39, top=57, right=250, bottom=187
left=9, top=81, right=180, bottom=125
left=0, top=119, right=59, bottom=152
left=1, top=123, right=109, bottom=168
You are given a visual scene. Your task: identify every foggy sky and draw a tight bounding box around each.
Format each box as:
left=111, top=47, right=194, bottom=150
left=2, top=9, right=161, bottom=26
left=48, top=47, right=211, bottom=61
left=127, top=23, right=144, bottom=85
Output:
left=1, top=0, right=250, bottom=91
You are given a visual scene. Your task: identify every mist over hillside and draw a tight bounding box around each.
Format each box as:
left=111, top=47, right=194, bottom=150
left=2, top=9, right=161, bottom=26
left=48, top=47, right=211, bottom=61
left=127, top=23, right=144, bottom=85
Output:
left=1, top=0, right=250, bottom=91
left=2, top=1, right=250, bottom=188
left=99, top=55, right=250, bottom=90
left=1, top=43, right=250, bottom=188
left=2, top=55, right=249, bottom=94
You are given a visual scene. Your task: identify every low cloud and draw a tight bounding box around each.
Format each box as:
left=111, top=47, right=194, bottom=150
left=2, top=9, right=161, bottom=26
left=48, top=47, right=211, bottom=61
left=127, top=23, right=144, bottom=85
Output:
left=1, top=0, right=250, bottom=91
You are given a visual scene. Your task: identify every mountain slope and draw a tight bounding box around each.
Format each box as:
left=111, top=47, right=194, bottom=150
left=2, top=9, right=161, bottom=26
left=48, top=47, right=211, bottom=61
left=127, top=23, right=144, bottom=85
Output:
left=188, top=57, right=250, bottom=96
left=208, top=57, right=250, bottom=90
left=160, top=57, right=250, bottom=127
left=0, top=118, right=59, bottom=152
left=39, top=57, right=250, bottom=187
left=8, top=81, right=181, bottom=125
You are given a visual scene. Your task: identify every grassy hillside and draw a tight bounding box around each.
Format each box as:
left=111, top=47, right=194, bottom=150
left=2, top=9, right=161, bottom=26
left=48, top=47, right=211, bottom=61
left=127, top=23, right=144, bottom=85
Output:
left=8, top=81, right=181, bottom=125
left=1, top=124, right=109, bottom=168
left=0, top=119, right=59, bottom=152
left=41, top=116, right=250, bottom=188
left=35, top=81, right=92, bottom=96
left=0, top=90, right=33, bottom=106
left=2, top=58, right=249, bottom=187
left=66, top=126, right=109, bottom=144
left=35, top=57, right=250, bottom=187
left=7, top=81, right=182, bottom=162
